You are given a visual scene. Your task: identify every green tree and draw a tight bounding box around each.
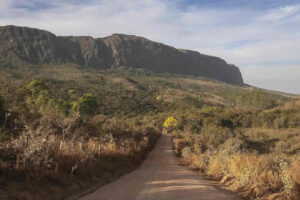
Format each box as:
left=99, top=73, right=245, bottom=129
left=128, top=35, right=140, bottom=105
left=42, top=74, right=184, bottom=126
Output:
left=72, top=94, right=98, bottom=116
left=56, top=99, right=72, bottom=115
left=25, top=80, right=51, bottom=113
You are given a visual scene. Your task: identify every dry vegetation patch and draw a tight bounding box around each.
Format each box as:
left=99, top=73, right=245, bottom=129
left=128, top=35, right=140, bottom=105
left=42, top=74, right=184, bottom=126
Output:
left=0, top=65, right=298, bottom=200
left=179, top=78, right=221, bottom=87
left=171, top=102, right=300, bottom=199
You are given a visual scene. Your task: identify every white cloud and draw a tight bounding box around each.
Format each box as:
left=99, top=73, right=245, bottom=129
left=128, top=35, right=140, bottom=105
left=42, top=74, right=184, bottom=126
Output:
left=0, top=0, right=300, bottom=93
left=280, top=5, right=295, bottom=13
left=0, top=0, right=11, bottom=11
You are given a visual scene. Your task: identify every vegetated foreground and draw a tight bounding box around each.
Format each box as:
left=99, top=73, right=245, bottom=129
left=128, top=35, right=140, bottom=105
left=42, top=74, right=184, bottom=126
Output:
left=0, top=64, right=300, bottom=200
left=80, top=134, right=241, bottom=200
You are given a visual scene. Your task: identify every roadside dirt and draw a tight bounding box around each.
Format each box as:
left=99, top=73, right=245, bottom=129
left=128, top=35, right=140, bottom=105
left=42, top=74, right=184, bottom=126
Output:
left=79, top=134, right=241, bottom=200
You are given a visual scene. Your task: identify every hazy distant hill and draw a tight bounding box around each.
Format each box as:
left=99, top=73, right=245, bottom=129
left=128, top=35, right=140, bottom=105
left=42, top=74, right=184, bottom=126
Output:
left=0, top=25, right=243, bottom=85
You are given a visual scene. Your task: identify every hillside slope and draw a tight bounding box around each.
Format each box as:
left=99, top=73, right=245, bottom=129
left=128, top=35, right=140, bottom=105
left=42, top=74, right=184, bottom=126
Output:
left=0, top=25, right=243, bottom=85
left=0, top=65, right=298, bottom=200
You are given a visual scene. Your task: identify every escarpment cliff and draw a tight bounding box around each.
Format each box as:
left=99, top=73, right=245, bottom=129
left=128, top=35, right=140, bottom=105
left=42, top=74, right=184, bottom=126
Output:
left=0, top=25, right=243, bottom=85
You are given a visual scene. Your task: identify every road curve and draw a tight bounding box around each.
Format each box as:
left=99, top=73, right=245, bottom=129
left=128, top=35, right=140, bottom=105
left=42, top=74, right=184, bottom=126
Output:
left=79, top=134, right=241, bottom=200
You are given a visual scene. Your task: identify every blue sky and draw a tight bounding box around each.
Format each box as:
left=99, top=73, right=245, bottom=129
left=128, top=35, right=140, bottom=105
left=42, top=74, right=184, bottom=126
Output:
left=181, top=0, right=299, bottom=9
left=0, top=0, right=300, bottom=94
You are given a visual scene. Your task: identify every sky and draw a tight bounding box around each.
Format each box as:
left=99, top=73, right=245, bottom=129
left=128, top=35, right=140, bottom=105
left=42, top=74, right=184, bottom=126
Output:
left=0, top=0, right=300, bottom=94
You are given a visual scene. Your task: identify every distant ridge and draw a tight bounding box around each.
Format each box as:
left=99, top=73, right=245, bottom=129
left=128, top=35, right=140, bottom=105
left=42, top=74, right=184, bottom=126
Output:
left=0, top=25, right=244, bottom=85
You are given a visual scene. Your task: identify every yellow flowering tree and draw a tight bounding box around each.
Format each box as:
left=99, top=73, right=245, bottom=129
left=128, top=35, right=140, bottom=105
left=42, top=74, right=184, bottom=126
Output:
left=163, top=116, right=178, bottom=133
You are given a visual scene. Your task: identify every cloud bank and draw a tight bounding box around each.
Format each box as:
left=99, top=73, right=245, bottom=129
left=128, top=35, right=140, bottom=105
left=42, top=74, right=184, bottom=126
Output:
left=0, top=0, right=300, bottom=93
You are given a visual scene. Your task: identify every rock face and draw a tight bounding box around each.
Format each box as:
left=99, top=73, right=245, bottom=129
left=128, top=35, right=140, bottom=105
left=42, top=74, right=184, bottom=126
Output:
left=66, top=36, right=112, bottom=68
left=0, top=25, right=244, bottom=85
left=0, top=26, right=83, bottom=65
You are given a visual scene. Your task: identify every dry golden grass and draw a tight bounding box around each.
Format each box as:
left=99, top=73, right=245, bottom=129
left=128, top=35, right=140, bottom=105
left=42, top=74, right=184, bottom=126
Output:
left=110, top=77, right=138, bottom=90
left=263, top=99, right=300, bottom=113
left=202, top=92, right=226, bottom=105
left=243, top=128, right=300, bottom=155
left=173, top=133, right=300, bottom=200
left=0, top=123, right=160, bottom=200
left=182, top=152, right=300, bottom=199
left=161, top=88, right=185, bottom=103
left=179, top=78, right=221, bottom=87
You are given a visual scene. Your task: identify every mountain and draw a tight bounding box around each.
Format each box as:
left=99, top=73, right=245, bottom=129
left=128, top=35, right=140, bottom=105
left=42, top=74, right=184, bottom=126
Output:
left=0, top=25, right=243, bottom=85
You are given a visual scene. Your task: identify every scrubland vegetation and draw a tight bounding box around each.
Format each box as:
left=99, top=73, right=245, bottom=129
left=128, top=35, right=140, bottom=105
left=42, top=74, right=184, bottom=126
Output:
left=0, top=63, right=299, bottom=199
left=0, top=65, right=163, bottom=199
left=172, top=99, right=300, bottom=200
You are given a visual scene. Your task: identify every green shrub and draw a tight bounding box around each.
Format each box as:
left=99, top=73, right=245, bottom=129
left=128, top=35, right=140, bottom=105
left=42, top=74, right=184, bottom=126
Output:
left=200, top=125, right=235, bottom=147
left=72, top=93, right=98, bottom=116
left=184, top=95, right=203, bottom=108
left=25, top=80, right=49, bottom=96
left=236, top=90, right=275, bottom=109
left=56, top=99, right=72, bottom=115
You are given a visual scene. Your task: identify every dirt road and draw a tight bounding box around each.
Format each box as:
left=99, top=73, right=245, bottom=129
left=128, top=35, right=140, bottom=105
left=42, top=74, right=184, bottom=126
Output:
left=79, top=134, right=241, bottom=200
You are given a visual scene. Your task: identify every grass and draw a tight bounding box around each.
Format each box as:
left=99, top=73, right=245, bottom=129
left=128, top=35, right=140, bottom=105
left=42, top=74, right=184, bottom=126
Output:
left=0, top=116, right=160, bottom=199
left=0, top=63, right=299, bottom=199
left=172, top=108, right=300, bottom=199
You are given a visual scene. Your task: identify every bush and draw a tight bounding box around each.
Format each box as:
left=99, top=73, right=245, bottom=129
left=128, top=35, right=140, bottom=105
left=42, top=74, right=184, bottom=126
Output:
left=72, top=93, right=98, bottom=116
left=184, top=95, right=203, bottom=108
left=220, top=138, right=246, bottom=155
left=181, top=146, right=192, bottom=158
left=193, top=143, right=207, bottom=154
left=200, top=125, right=234, bottom=147
left=25, top=80, right=49, bottom=96
left=236, top=90, right=275, bottom=109
left=163, top=116, right=178, bottom=132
